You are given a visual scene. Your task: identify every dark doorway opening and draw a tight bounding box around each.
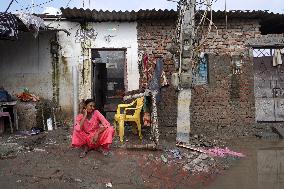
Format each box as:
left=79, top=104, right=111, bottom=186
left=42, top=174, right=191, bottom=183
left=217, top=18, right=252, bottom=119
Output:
left=92, top=49, right=126, bottom=121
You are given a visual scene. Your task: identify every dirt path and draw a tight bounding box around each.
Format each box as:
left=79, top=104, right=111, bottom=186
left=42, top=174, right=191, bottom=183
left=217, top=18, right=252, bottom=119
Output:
left=0, top=127, right=250, bottom=189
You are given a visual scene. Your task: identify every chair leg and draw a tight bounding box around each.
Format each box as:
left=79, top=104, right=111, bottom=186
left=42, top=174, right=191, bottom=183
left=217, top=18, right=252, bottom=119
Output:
left=118, top=119, right=125, bottom=143
left=8, top=116, right=13, bottom=133
left=137, top=121, right=142, bottom=140
left=113, top=120, right=117, bottom=136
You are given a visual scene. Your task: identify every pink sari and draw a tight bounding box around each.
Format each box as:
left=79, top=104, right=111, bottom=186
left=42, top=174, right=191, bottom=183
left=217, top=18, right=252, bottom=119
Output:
left=71, top=110, right=114, bottom=150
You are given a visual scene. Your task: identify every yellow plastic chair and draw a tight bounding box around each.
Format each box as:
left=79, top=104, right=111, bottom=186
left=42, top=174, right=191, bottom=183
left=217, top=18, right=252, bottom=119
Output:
left=114, top=97, right=144, bottom=142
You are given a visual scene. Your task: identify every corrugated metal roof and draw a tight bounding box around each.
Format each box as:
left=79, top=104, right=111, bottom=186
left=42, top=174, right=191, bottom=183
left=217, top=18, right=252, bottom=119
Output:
left=39, top=8, right=284, bottom=34
left=60, top=8, right=177, bottom=22
left=59, top=8, right=284, bottom=22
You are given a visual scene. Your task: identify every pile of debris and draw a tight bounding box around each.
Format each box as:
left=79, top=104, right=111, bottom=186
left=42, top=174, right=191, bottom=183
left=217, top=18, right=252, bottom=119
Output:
left=17, top=89, right=40, bottom=102
left=160, top=144, right=245, bottom=175
left=0, top=133, right=47, bottom=159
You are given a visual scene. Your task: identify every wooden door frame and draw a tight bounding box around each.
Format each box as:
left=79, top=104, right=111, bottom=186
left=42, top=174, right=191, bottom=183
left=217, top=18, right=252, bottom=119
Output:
left=91, top=48, right=127, bottom=103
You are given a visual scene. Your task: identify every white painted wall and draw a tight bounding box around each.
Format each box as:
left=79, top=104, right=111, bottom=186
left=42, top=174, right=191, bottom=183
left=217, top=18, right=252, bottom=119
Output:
left=47, top=20, right=140, bottom=114
left=0, top=31, right=55, bottom=99
left=51, top=21, right=82, bottom=114
left=90, top=22, right=139, bottom=91
left=0, top=20, right=140, bottom=117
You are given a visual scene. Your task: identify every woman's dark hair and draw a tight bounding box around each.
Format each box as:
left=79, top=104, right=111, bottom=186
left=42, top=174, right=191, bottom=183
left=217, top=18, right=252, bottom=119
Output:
left=84, top=99, right=95, bottom=106
left=79, top=99, right=95, bottom=113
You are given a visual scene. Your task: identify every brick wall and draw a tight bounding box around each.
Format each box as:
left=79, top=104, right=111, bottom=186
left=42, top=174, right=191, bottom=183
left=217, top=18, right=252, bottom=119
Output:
left=191, top=55, right=255, bottom=128
left=137, top=20, right=177, bottom=127
left=137, top=18, right=260, bottom=128
left=192, top=19, right=260, bottom=127
left=201, top=19, right=261, bottom=55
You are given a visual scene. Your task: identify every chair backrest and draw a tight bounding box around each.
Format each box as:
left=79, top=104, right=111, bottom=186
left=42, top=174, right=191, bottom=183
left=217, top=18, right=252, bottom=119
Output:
left=134, top=97, right=144, bottom=115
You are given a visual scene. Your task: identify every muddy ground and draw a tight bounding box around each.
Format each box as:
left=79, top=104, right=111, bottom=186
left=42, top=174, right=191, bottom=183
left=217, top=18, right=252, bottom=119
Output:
left=0, top=123, right=283, bottom=189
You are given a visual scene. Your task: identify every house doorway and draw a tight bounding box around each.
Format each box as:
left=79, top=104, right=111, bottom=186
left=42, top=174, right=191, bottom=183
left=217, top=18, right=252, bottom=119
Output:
left=92, top=49, right=126, bottom=121
left=253, top=48, right=284, bottom=122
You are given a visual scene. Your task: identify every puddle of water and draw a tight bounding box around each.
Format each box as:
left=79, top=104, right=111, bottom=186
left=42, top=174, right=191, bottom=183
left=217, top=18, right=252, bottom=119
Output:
left=257, top=147, right=284, bottom=189
left=204, top=138, right=284, bottom=189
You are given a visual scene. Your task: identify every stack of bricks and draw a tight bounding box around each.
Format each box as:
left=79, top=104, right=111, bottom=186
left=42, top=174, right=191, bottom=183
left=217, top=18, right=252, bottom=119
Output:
left=137, top=18, right=260, bottom=128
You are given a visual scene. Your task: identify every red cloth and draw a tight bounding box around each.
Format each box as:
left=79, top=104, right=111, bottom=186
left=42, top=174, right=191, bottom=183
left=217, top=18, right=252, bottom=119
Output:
left=72, top=110, right=114, bottom=150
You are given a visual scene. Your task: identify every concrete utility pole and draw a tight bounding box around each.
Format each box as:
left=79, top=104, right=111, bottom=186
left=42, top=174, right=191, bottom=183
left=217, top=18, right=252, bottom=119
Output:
left=176, top=0, right=196, bottom=144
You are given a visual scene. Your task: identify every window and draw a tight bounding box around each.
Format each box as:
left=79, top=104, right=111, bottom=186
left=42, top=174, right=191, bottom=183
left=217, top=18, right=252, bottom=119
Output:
left=192, top=54, right=209, bottom=85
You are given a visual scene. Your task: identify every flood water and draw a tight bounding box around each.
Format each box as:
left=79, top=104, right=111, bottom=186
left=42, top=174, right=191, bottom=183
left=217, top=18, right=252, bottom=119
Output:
left=205, top=138, right=284, bottom=189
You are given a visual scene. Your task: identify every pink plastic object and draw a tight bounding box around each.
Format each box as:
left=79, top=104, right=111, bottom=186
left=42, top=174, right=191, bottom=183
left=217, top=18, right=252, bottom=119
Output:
left=203, top=147, right=246, bottom=158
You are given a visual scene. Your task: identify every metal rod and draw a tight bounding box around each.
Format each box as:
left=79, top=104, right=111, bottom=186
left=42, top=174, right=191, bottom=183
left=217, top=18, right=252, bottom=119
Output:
left=73, top=66, right=79, bottom=124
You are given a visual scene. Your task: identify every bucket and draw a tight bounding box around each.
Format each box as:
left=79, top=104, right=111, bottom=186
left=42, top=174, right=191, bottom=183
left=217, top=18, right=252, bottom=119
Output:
left=47, top=118, right=53, bottom=131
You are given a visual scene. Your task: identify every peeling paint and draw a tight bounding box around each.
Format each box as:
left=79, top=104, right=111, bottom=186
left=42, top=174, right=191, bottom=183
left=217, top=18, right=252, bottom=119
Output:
left=61, top=57, right=69, bottom=74
left=50, top=38, right=60, bottom=105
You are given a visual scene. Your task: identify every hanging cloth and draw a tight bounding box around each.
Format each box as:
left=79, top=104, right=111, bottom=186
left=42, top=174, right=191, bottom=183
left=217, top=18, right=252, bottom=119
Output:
left=15, top=12, right=46, bottom=38
left=273, top=49, right=282, bottom=67
left=140, top=55, right=169, bottom=89
left=149, top=58, right=164, bottom=102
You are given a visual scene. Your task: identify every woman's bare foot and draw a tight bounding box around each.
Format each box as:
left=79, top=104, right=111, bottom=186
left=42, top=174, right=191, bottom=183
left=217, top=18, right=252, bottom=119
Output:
left=96, top=146, right=112, bottom=156
left=102, top=150, right=113, bottom=157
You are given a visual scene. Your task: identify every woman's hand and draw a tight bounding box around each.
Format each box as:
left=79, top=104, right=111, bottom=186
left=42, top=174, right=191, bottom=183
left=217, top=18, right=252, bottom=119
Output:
left=98, top=126, right=106, bottom=133
left=92, top=127, right=106, bottom=145
left=82, top=109, right=87, bottom=118
left=92, top=133, right=99, bottom=144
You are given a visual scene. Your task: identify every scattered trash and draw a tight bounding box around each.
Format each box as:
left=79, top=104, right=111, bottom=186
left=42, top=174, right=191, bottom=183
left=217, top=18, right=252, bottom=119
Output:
left=30, top=127, right=41, bottom=135
left=126, top=143, right=162, bottom=151
left=75, top=178, right=82, bottom=183
left=176, top=142, right=205, bottom=153
left=16, top=131, right=33, bottom=136
left=176, top=142, right=245, bottom=158
left=169, top=149, right=183, bottom=159
left=45, top=139, right=57, bottom=145
left=16, top=180, right=22, bottom=183
left=66, top=135, right=72, bottom=140
left=190, top=154, right=205, bottom=165
left=0, top=143, right=20, bottom=159
left=183, top=153, right=195, bottom=160
left=203, top=147, right=245, bottom=158
left=198, top=153, right=209, bottom=160
left=161, top=154, right=168, bottom=163
left=105, top=182, right=112, bottom=188
left=33, top=148, right=46, bottom=152
left=182, top=153, right=211, bottom=174
left=102, top=151, right=113, bottom=157
left=16, top=128, right=42, bottom=136
left=16, top=89, right=40, bottom=102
